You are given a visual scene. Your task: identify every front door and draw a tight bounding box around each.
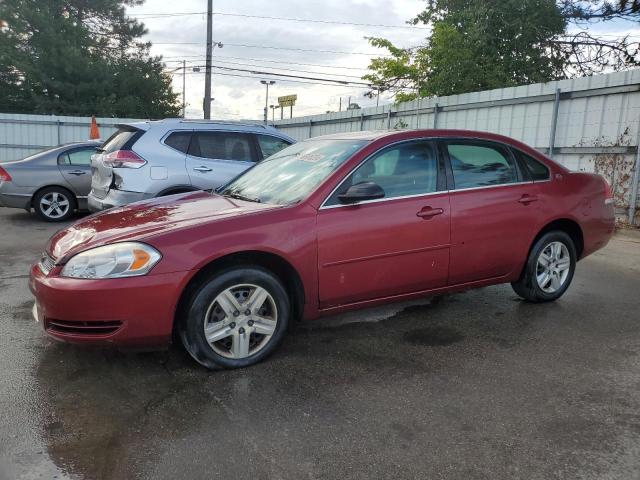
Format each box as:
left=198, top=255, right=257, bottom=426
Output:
left=57, top=146, right=96, bottom=196
left=443, top=140, right=542, bottom=285
left=185, top=131, right=257, bottom=190
left=317, top=140, right=450, bottom=308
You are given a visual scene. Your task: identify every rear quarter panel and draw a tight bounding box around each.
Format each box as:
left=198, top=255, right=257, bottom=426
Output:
left=561, top=172, right=615, bottom=257
left=124, top=126, right=192, bottom=195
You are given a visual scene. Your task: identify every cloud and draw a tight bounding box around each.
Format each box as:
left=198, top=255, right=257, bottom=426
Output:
left=129, top=0, right=426, bottom=119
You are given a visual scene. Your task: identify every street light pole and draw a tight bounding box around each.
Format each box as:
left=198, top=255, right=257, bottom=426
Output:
left=260, top=80, right=275, bottom=125
left=203, top=0, right=213, bottom=119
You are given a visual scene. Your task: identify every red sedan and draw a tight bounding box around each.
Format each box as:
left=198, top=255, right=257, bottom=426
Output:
left=30, top=130, right=615, bottom=369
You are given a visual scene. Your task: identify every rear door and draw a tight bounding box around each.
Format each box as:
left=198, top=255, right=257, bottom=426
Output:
left=57, top=146, right=97, bottom=196
left=185, top=131, right=258, bottom=189
left=443, top=139, right=541, bottom=285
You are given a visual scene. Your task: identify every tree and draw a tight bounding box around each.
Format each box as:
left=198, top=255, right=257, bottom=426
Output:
left=0, top=0, right=180, bottom=117
left=364, top=0, right=640, bottom=101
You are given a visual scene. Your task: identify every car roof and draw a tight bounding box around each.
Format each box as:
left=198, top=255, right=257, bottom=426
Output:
left=308, top=129, right=541, bottom=150
left=117, top=119, right=294, bottom=140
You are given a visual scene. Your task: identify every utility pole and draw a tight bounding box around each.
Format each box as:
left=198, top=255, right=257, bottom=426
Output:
left=260, top=80, right=275, bottom=125
left=203, top=0, right=213, bottom=119
left=182, top=59, right=186, bottom=118
left=339, top=97, right=342, bottom=112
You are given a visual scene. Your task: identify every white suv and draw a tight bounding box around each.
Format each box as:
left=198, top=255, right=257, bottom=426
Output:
left=88, top=119, right=294, bottom=211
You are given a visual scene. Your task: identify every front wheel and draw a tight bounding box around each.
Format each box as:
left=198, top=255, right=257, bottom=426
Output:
left=179, top=266, right=290, bottom=369
left=511, top=231, right=576, bottom=302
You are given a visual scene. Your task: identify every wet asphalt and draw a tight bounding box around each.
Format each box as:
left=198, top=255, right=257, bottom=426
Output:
left=0, top=207, right=639, bottom=480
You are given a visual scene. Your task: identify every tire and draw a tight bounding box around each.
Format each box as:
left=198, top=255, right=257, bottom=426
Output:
left=179, top=266, right=290, bottom=369
left=33, top=187, right=76, bottom=222
left=511, top=231, right=576, bottom=303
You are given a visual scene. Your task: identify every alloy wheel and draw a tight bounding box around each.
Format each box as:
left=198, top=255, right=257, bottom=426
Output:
left=203, top=284, right=278, bottom=359
left=536, top=241, right=571, bottom=293
left=40, top=192, right=70, bottom=219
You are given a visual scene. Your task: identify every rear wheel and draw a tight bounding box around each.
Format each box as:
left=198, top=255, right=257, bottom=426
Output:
left=511, top=231, right=576, bottom=302
left=33, top=187, right=76, bottom=222
left=179, top=266, right=290, bottom=369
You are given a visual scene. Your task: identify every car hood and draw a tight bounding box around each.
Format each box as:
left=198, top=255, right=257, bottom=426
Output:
left=47, top=191, right=278, bottom=261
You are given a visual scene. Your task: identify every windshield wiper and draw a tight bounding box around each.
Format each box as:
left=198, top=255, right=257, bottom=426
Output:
left=224, top=192, right=261, bottom=203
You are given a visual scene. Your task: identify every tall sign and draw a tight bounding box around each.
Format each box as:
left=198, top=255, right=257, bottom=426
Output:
left=278, top=94, right=297, bottom=119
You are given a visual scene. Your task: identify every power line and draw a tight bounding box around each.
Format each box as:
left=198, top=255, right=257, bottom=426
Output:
left=128, top=10, right=429, bottom=30
left=167, top=69, right=374, bottom=89
left=167, top=64, right=372, bottom=86
left=165, top=58, right=366, bottom=79
left=162, top=54, right=370, bottom=72
left=149, top=41, right=391, bottom=56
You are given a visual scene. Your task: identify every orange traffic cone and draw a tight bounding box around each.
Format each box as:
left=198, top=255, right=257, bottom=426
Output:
left=89, top=115, right=101, bottom=140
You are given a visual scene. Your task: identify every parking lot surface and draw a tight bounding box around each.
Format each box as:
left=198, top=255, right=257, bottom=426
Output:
left=0, top=207, right=639, bottom=480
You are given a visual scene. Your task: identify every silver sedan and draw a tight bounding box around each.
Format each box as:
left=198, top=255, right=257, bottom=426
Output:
left=0, top=141, right=100, bottom=221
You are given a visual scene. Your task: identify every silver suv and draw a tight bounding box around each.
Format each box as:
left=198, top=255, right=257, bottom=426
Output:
left=88, top=119, right=294, bottom=211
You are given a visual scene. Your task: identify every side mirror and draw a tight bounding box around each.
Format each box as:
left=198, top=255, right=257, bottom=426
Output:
left=338, top=181, right=385, bottom=204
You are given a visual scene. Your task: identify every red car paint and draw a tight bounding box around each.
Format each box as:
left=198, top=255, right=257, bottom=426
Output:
left=29, top=130, right=615, bottom=347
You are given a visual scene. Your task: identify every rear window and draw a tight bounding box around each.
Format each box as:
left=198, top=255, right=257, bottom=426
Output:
left=188, top=132, right=255, bottom=162
left=515, top=150, right=550, bottom=181
left=58, top=148, right=96, bottom=166
left=100, top=128, right=140, bottom=153
left=164, top=131, right=192, bottom=153
left=447, top=142, right=518, bottom=189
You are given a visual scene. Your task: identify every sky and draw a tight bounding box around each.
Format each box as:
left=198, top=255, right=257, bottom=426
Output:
left=126, top=0, right=639, bottom=121
left=126, top=0, right=428, bottom=120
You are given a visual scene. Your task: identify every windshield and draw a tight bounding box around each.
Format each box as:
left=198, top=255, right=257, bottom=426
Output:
left=219, top=139, right=367, bottom=205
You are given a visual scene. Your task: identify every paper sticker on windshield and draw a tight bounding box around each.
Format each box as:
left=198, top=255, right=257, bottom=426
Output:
left=297, top=153, right=323, bottom=163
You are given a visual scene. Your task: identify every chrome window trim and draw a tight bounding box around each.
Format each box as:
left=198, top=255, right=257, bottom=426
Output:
left=319, top=137, right=554, bottom=211
left=448, top=180, right=533, bottom=193
left=321, top=190, right=446, bottom=210
left=319, top=138, right=442, bottom=210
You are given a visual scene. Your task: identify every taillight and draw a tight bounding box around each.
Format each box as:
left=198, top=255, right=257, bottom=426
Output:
left=603, top=177, right=614, bottom=205
left=0, top=166, right=11, bottom=182
left=103, top=150, right=146, bottom=169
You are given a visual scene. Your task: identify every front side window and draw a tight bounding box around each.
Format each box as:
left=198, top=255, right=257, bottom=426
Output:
left=189, top=132, right=254, bottom=162
left=326, top=141, right=438, bottom=205
left=257, top=135, right=292, bottom=158
left=59, top=148, right=96, bottom=166
left=219, top=139, right=366, bottom=205
left=447, top=142, right=518, bottom=189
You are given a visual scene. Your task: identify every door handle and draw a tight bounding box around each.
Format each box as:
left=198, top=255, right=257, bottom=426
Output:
left=416, top=207, right=444, bottom=219
left=194, top=166, right=212, bottom=172
left=68, top=170, right=86, bottom=176
left=518, top=194, right=538, bottom=205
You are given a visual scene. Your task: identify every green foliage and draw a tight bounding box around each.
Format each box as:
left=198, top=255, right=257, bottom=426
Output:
left=364, top=0, right=568, bottom=100
left=0, top=0, right=179, bottom=117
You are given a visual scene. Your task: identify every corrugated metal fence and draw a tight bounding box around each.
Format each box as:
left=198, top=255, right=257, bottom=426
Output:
left=274, top=70, right=640, bottom=224
left=0, top=113, right=144, bottom=162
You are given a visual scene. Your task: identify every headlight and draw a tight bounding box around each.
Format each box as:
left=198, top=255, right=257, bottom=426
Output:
left=61, top=242, right=161, bottom=279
